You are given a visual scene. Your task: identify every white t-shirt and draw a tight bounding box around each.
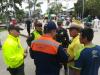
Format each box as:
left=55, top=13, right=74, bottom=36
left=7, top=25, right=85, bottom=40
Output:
left=93, top=18, right=100, bottom=26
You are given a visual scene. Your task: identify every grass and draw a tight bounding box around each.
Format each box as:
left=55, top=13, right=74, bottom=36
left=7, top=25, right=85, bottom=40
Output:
left=0, top=28, right=6, bottom=32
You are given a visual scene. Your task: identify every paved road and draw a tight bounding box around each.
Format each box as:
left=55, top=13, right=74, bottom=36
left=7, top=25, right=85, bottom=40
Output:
left=0, top=24, right=100, bottom=75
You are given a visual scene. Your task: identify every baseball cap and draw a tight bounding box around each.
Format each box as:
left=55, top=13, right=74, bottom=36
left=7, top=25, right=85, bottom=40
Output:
left=45, top=21, right=57, bottom=31
left=8, top=25, right=23, bottom=32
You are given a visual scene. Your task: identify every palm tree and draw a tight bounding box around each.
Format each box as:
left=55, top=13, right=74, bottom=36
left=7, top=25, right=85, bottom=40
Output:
left=26, top=0, right=43, bottom=18
left=47, top=2, right=65, bottom=15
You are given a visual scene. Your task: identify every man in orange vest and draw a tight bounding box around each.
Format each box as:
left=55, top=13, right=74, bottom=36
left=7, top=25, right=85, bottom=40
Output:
left=30, top=21, right=68, bottom=75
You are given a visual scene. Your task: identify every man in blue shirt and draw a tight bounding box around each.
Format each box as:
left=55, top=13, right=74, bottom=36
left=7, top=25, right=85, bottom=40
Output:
left=74, top=28, right=100, bottom=75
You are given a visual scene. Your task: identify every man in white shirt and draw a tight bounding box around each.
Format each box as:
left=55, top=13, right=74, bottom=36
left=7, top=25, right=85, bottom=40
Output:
left=92, top=16, right=100, bottom=31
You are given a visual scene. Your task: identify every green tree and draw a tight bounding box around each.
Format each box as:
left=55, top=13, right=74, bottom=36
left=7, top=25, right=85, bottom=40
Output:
left=16, top=10, right=25, bottom=22
left=75, top=0, right=100, bottom=18
left=26, top=0, right=43, bottom=18
left=86, top=0, right=100, bottom=17
left=0, top=0, right=24, bottom=22
left=47, top=2, right=64, bottom=15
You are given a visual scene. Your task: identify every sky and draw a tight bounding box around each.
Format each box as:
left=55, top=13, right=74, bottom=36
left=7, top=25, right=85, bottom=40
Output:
left=21, top=0, right=78, bottom=14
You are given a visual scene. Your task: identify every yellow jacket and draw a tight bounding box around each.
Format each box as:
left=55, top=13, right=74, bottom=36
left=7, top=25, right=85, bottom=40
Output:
left=67, top=35, right=84, bottom=68
left=32, top=30, right=41, bottom=40
left=2, top=34, right=24, bottom=68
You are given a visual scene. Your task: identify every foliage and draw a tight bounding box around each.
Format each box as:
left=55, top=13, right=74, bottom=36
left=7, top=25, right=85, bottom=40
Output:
left=0, top=28, right=6, bottom=32
left=26, top=0, right=43, bottom=18
left=16, top=10, right=25, bottom=22
left=74, top=0, right=100, bottom=18
left=0, top=0, right=24, bottom=22
left=47, top=2, right=64, bottom=15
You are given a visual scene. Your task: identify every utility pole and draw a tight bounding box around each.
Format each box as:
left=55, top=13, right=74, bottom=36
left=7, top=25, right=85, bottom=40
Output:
left=47, top=0, right=50, bottom=21
left=12, top=0, right=16, bottom=18
left=28, top=0, right=31, bottom=18
left=5, top=0, right=9, bottom=28
left=82, top=0, right=84, bottom=19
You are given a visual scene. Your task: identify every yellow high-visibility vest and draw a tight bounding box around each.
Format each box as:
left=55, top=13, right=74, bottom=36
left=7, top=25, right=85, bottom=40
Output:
left=32, top=30, right=41, bottom=40
left=67, top=35, right=84, bottom=68
left=2, top=34, right=24, bottom=68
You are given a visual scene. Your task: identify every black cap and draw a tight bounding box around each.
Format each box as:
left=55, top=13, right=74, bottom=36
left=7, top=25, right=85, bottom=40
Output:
left=45, top=21, right=57, bottom=31
left=8, top=25, right=23, bottom=32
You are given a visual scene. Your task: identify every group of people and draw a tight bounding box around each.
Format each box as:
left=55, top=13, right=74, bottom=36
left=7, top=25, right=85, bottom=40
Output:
left=2, top=19, right=100, bottom=75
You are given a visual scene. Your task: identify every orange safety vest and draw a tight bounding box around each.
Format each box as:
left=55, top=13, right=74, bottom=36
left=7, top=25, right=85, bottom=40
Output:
left=31, top=34, right=60, bottom=55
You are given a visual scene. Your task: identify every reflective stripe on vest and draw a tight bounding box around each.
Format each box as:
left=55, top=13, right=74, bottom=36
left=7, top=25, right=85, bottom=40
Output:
left=31, top=39, right=60, bottom=55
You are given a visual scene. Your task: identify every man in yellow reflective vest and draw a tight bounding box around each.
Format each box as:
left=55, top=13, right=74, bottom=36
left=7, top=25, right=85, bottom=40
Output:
left=2, top=25, right=26, bottom=75
left=26, top=22, right=43, bottom=47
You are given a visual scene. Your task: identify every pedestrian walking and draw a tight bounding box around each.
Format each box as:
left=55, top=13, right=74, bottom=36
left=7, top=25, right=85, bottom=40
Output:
left=30, top=21, right=68, bottom=75
left=74, top=28, right=100, bottom=75
left=2, top=25, right=27, bottom=75
left=56, top=20, right=70, bottom=75
left=92, top=16, right=100, bottom=31
left=66, top=23, right=84, bottom=75
left=25, top=19, right=31, bottom=36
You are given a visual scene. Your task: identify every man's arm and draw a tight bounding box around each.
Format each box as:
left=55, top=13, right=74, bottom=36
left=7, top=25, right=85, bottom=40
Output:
left=26, top=33, right=34, bottom=46
left=57, top=45, right=68, bottom=62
